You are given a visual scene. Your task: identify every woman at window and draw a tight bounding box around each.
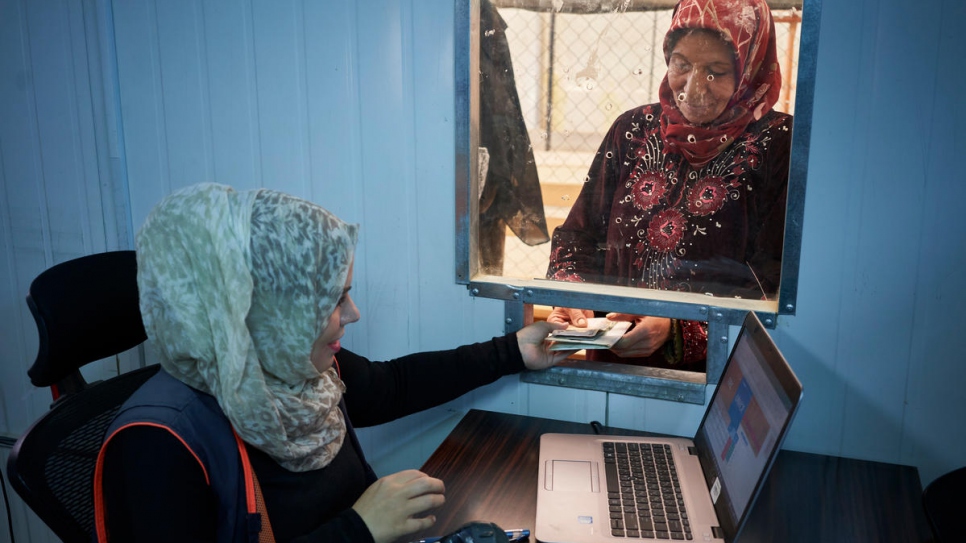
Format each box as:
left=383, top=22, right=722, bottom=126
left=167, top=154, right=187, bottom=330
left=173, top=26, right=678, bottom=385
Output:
left=546, top=0, right=791, bottom=369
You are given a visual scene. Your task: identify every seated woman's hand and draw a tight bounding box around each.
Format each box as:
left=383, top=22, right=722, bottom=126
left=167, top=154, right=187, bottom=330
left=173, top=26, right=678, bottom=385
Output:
left=352, top=469, right=445, bottom=543
left=517, top=320, right=577, bottom=370
left=606, top=314, right=672, bottom=358
left=546, top=307, right=594, bottom=328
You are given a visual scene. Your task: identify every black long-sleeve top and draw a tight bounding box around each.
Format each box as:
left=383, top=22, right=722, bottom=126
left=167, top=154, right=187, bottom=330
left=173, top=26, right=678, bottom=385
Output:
left=102, top=334, right=525, bottom=542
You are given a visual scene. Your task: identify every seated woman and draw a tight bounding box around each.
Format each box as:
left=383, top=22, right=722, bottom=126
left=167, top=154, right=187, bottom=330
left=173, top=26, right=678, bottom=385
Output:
left=546, top=0, right=791, bottom=370
left=93, top=183, right=572, bottom=543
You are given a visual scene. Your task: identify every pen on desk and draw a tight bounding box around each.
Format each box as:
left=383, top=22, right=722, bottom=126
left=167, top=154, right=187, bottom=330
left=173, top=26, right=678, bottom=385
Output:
left=414, top=528, right=530, bottom=543
left=505, top=529, right=530, bottom=541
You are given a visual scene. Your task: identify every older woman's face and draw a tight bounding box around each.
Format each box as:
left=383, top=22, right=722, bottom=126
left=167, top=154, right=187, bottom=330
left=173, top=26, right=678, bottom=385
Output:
left=310, top=261, right=360, bottom=372
left=667, top=31, right=737, bottom=125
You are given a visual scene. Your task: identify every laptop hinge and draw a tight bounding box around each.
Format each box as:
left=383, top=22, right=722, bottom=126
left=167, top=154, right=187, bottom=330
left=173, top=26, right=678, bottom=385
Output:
left=712, top=526, right=724, bottom=539
left=688, top=446, right=698, bottom=456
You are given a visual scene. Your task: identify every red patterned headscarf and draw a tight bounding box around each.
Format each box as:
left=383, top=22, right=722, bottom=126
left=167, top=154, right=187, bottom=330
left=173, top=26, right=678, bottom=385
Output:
left=658, top=0, right=782, bottom=167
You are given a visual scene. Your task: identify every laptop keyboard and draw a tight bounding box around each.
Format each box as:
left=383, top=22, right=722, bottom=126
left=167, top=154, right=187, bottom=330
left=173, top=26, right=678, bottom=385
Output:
left=603, top=441, right=693, bottom=540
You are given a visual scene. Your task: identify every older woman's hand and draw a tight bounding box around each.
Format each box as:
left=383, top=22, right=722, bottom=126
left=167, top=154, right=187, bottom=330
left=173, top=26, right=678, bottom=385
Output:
left=517, top=320, right=578, bottom=370
left=606, top=314, right=672, bottom=358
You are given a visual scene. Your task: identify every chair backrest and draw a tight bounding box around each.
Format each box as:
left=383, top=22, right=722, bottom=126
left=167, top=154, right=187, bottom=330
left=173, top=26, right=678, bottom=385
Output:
left=6, top=365, right=159, bottom=542
left=922, top=466, right=966, bottom=542
left=6, top=250, right=156, bottom=543
left=25, top=250, right=147, bottom=397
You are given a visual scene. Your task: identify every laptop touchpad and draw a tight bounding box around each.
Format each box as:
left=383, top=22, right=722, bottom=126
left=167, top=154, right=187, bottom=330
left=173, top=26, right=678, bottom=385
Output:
left=546, top=460, right=600, bottom=492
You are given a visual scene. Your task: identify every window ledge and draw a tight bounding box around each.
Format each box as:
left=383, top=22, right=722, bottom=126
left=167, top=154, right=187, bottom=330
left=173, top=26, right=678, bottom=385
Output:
left=521, top=358, right=707, bottom=404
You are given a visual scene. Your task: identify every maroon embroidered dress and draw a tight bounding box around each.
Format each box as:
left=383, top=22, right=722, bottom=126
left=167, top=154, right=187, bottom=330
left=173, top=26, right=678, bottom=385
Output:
left=546, top=0, right=790, bottom=368
left=548, top=105, right=790, bottom=297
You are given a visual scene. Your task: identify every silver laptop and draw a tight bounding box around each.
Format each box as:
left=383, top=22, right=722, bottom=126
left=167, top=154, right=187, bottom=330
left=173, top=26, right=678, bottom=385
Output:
left=535, top=311, right=803, bottom=543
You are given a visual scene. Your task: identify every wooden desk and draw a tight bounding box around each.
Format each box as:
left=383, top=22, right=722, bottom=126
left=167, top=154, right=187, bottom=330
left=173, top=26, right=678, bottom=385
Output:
left=416, top=409, right=933, bottom=542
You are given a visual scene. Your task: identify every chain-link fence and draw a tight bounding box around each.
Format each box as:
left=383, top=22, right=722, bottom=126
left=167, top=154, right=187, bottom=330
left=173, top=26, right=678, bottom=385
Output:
left=493, top=5, right=802, bottom=280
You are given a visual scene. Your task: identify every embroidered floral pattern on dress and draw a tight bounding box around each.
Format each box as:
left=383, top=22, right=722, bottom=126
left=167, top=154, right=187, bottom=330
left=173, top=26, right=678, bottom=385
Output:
left=631, top=171, right=667, bottom=211
left=548, top=244, right=585, bottom=282
left=647, top=208, right=686, bottom=252
left=687, top=176, right=728, bottom=216
left=550, top=269, right=584, bottom=282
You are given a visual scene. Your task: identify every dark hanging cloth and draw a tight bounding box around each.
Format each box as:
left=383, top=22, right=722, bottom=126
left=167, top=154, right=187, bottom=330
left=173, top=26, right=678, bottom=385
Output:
left=478, top=0, right=549, bottom=275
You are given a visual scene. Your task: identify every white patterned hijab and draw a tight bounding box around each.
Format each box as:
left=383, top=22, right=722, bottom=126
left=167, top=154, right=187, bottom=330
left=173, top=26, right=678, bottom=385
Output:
left=135, top=183, right=359, bottom=472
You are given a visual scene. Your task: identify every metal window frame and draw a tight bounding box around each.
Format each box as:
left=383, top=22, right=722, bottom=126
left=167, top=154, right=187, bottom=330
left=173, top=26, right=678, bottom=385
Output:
left=455, top=0, right=822, bottom=402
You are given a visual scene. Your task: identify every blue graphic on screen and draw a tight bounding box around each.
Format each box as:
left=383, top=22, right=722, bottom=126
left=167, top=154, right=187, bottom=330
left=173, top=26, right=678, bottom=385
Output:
left=723, top=379, right=752, bottom=461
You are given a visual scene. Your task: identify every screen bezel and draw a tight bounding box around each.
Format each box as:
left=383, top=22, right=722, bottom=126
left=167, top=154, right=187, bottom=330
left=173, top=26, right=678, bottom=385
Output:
left=692, top=311, right=804, bottom=542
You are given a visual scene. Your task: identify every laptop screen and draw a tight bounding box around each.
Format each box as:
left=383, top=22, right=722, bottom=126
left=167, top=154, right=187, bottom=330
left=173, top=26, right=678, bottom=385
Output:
left=693, top=312, right=803, bottom=541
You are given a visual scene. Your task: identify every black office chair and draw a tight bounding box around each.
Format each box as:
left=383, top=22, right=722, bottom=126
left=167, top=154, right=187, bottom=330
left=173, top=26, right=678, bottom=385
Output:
left=922, top=466, right=966, bottom=542
left=5, top=250, right=159, bottom=543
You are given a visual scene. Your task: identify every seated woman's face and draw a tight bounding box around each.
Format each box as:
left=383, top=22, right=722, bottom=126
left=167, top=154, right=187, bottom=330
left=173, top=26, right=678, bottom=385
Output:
left=310, top=261, right=360, bottom=372
left=667, top=30, right=737, bottom=125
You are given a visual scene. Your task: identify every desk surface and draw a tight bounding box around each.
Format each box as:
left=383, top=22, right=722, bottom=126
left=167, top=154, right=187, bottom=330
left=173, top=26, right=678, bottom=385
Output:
left=416, top=409, right=933, bottom=543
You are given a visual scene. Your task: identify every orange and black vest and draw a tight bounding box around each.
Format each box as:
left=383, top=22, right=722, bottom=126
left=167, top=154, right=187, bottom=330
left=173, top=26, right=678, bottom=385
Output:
left=93, top=369, right=275, bottom=543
